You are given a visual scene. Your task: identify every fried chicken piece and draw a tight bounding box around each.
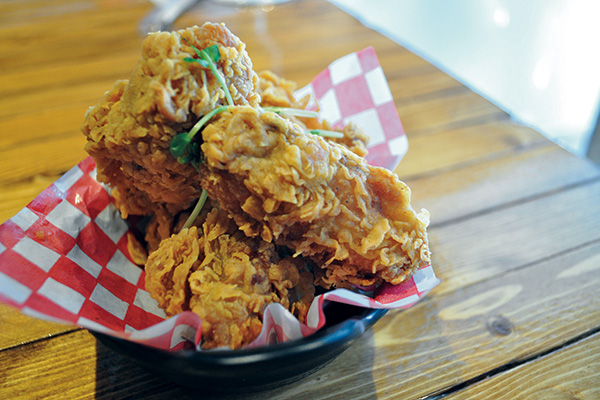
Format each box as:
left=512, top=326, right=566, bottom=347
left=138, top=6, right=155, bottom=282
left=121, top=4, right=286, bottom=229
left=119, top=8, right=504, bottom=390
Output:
left=82, top=32, right=365, bottom=253
left=257, top=70, right=306, bottom=109
left=199, top=106, right=430, bottom=288
left=145, top=207, right=315, bottom=349
left=257, top=70, right=369, bottom=157
left=82, top=23, right=260, bottom=225
left=324, top=121, right=370, bottom=158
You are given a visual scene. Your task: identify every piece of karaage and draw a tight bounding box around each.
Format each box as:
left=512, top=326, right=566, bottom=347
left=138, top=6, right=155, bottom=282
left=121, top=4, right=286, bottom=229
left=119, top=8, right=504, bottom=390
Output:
left=145, top=206, right=315, bottom=349
left=81, top=23, right=260, bottom=230
left=257, top=70, right=370, bottom=157
left=198, top=106, right=430, bottom=288
left=82, top=22, right=430, bottom=345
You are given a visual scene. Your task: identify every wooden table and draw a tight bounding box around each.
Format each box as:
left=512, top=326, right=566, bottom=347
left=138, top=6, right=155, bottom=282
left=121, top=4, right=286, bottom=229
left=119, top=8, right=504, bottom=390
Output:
left=1, top=0, right=599, bottom=398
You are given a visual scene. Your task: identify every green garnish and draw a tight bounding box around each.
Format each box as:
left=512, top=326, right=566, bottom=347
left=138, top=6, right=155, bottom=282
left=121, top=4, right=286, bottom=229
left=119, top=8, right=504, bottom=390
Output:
left=309, top=129, right=344, bottom=138
left=182, top=40, right=234, bottom=107
left=262, top=106, right=319, bottom=119
left=182, top=189, right=209, bottom=230
left=172, top=39, right=234, bottom=231
left=170, top=105, right=230, bottom=166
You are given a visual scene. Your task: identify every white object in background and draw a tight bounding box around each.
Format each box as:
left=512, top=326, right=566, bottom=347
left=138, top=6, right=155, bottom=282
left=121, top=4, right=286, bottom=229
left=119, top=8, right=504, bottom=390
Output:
left=329, top=0, right=600, bottom=157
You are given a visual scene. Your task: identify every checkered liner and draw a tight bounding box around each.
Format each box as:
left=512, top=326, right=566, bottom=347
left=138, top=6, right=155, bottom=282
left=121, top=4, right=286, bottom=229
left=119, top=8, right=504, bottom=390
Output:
left=295, top=47, right=408, bottom=170
left=0, top=49, right=438, bottom=351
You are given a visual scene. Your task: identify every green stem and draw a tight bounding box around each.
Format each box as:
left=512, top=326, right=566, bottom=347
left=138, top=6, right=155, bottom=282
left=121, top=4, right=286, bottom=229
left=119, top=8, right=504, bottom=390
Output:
left=188, top=105, right=230, bottom=140
left=200, top=50, right=234, bottom=107
left=309, top=129, right=344, bottom=138
left=182, top=189, right=209, bottom=230
left=262, top=106, right=319, bottom=118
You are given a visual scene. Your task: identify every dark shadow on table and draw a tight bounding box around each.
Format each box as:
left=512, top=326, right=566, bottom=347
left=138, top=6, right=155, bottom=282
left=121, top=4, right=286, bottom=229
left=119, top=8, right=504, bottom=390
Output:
left=92, top=328, right=378, bottom=400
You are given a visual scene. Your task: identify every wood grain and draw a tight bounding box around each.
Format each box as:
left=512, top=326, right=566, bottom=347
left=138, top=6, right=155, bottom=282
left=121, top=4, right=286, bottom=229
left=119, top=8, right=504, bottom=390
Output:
left=2, top=236, right=598, bottom=399
left=1, top=0, right=599, bottom=398
left=429, top=179, right=600, bottom=295
left=0, top=330, right=100, bottom=399
left=405, top=145, right=600, bottom=226
left=0, top=305, right=77, bottom=351
left=450, top=332, right=600, bottom=399
left=395, top=118, right=549, bottom=178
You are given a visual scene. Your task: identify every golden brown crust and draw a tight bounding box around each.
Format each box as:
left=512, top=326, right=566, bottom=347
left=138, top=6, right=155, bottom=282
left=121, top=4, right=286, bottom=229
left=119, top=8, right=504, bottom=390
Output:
left=84, top=24, right=430, bottom=341
left=145, top=207, right=315, bottom=349
left=199, top=106, right=430, bottom=288
left=82, top=23, right=259, bottom=224
left=257, top=70, right=304, bottom=109
left=256, top=70, right=369, bottom=157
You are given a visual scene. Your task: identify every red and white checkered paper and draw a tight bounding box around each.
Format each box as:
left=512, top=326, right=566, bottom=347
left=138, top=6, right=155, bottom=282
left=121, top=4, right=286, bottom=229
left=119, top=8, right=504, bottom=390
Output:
left=296, top=47, right=408, bottom=170
left=0, top=48, right=438, bottom=351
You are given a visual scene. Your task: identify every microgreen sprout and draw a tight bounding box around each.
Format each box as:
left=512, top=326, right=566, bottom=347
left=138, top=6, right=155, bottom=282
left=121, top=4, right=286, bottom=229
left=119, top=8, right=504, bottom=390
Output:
left=309, top=129, right=344, bottom=138
left=261, top=106, right=319, bottom=119
left=182, top=39, right=234, bottom=107
left=170, top=105, right=230, bottom=167
left=182, top=189, right=209, bottom=230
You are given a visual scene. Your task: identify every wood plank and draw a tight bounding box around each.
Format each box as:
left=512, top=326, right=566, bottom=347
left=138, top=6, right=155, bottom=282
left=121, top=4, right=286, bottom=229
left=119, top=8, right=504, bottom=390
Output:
left=2, top=234, right=598, bottom=399
left=0, top=304, right=76, bottom=351
left=404, top=145, right=600, bottom=226
left=0, top=328, right=379, bottom=400
left=0, top=80, right=121, bottom=121
left=0, top=134, right=87, bottom=186
left=0, top=175, right=59, bottom=224
left=395, top=118, right=548, bottom=178
left=397, top=90, right=508, bottom=136
left=0, top=330, right=102, bottom=399
left=0, top=51, right=139, bottom=100
left=450, top=332, right=600, bottom=399
left=389, top=72, right=464, bottom=104
left=0, top=3, right=148, bottom=73
left=0, top=105, right=90, bottom=151
left=260, top=241, right=600, bottom=399
left=429, top=179, right=600, bottom=296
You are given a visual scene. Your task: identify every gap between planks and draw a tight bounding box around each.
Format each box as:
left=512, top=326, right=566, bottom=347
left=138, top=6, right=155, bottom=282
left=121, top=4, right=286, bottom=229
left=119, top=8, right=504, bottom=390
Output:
left=428, top=174, right=600, bottom=230
left=420, top=326, right=600, bottom=400
left=2, top=206, right=599, bottom=398
left=398, top=137, right=548, bottom=183
left=0, top=327, right=82, bottom=354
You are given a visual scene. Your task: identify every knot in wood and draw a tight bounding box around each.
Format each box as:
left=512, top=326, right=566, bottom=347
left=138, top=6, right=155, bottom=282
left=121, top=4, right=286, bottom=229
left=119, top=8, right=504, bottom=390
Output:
left=486, top=315, right=514, bottom=336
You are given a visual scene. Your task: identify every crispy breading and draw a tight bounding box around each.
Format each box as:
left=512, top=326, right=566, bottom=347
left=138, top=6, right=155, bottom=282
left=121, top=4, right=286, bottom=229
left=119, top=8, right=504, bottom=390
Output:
left=257, top=70, right=305, bottom=109
left=257, top=70, right=370, bottom=157
left=83, top=21, right=429, bottom=328
left=199, top=106, right=430, bottom=288
left=145, top=207, right=315, bottom=349
left=82, top=23, right=260, bottom=222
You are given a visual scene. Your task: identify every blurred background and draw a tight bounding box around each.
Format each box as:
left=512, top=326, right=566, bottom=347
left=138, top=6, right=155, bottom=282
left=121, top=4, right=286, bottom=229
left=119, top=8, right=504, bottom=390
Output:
left=328, top=0, right=600, bottom=161
left=148, top=0, right=600, bottom=162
